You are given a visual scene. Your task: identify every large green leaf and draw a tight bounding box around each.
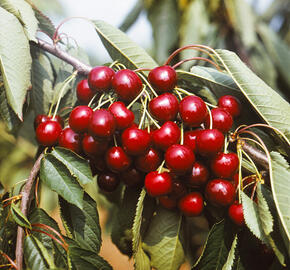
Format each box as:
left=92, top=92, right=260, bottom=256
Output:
left=0, top=6, right=32, bottom=119
left=222, top=235, right=238, bottom=270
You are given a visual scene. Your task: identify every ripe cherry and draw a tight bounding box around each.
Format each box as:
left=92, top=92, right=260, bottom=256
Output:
left=218, top=95, right=241, bottom=118
left=178, top=192, right=204, bottom=217
left=179, top=96, right=207, bottom=127
left=76, top=79, right=94, bottom=104
left=171, top=180, right=187, bottom=199
left=106, top=146, right=131, bottom=172
left=97, top=172, right=120, bottom=192
left=151, top=121, right=180, bottom=151
left=82, top=134, right=108, bottom=157
left=121, top=126, right=151, bottom=155
left=89, top=109, right=116, bottom=139
left=159, top=196, right=177, bottom=210
left=185, top=161, right=209, bottom=187
left=183, top=129, right=201, bottom=153
left=211, top=152, right=239, bottom=179
left=148, top=93, right=179, bottom=122
left=145, top=171, right=173, bottom=197
left=120, top=167, right=144, bottom=187
left=88, top=66, right=115, bottom=92
left=148, top=66, right=177, bottom=93
left=112, top=69, right=142, bottom=102
left=58, top=127, right=81, bottom=154
left=108, top=101, right=134, bottom=130
left=205, top=108, right=233, bottom=133
left=34, top=114, right=63, bottom=130
left=36, top=120, right=62, bottom=146
left=205, top=179, right=235, bottom=207
left=165, top=144, right=195, bottom=174
left=196, top=129, right=224, bottom=156
left=228, top=202, right=245, bottom=226
left=69, top=106, right=93, bottom=133
left=135, top=147, right=162, bottom=172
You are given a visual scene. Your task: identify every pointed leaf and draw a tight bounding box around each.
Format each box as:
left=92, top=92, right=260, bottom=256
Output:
left=222, top=235, right=238, bottom=270
left=10, top=203, right=31, bottom=229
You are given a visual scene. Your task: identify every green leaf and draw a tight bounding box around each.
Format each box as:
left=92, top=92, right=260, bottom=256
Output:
left=0, top=6, right=32, bottom=119
left=93, top=20, right=158, bottom=71
left=143, top=206, right=185, bottom=270
left=40, top=154, right=83, bottom=209
left=59, top=192, right=101, bottom=253
left=10, top=203, right=31, bottom=229
left=222, top=235, right=238, bottom=270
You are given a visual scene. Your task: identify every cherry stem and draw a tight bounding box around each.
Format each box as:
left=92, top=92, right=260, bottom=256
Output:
left=134, top=68, right=152, bottom=72
left=241, top=149, right=262, bottom=183
left=116, top=62, right=127, bottom=70
left=250, top=182, right=258, bottom=201
left=175, top=89, right=183, bottom=100
left=113, top=135, right=118, bottom=147
left=180, top=123, right=184, bottom=145
left=139, top=97, right=148, bottom=129
left=2, top=195, right=22, bottom=204
left=206, top=105, right=213, bottom=129
left=34, top=178, right=40, bottom=207
left=172, top=57, right=221, bottom=71
left=145, top=109, right=160, bottom=129
left=237, top=146, right=243, bottom=204
left=224, top=135, right=228, bottom=153
left=0, top=252, right=17, bottom=270
left=88, top=93, right=99, bottom=107
left=137, top=72, right=158, bottom=97
left=109, top=60, right=119, bottom=68
left=158, top=160, right=165, bottom=173
left=31, top=229, right=66, bottom=250
left=93, top=97, right=113, bottom=111
left=127, top=84, right=147, bottom=109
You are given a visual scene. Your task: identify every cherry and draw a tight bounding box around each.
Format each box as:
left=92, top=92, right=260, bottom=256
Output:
left=151, top=121, right=180, bottom=151
left=36, top=120, right=62, bottom=146
left=88, top=109, right=116, bottom=139
left=185, top=161, right=209, bottom=187
left=88, top=66, right=115, bottom=92
left=82, top=134, right=108, bottom=157
left=108, top=101, right=134, bottom=130
left=58, top=127, right=81, bottom=154
left=205, top=179, right=235, bottom=207
left=112, top=69, right=143, bottom=102
left=106, top=146, right=131, bottom=172
left=135, top=147, right=162, bottom=172
left=145, top=171, right=173, bottom=197
left=218, top=95, right=241, bottom=118
left=196, top=129, right=224, bottom=156
left=148, top=66, right=177, bottom=93
left=76, top=79, right=94, bottom=104
left=159, top=196, right=177, bottom=210
left=179, top=96, right=207, bottom=127
left=228, top=202, right=245, bottom=226
left=171, top=180, right=187, bottom=199
left=97, top=172, right=120, bottom=192
left=183, top=129, right=201, bottom=153
left=120, top=167, right=144, bottom=187
left=165, top=144, right=195, bottom=174
left=121, top=126, right=151, bottom=155
left=205, top=108, right=233, bottom=133
left=69, top=106, right=93, bottom=133
left=89, top=157, right=107, bottom=176
left=34, top=114, right=63, bottom=130
left=211, top=152, right=239, bottom=179
left=148, top=93, right=179, bottom=122
left=178, top=192, right=204, bottom=217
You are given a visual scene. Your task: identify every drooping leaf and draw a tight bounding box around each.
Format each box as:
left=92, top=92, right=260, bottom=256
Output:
left=10, top=203, right=31, bottom=229
left=222, top=235, right=238, bottom=270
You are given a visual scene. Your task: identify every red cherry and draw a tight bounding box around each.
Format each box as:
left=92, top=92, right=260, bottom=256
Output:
left=108, top=101, right=134, bottom=130
left=69, top=106, right=93, bottom=133
left=148, top=93, right=179, bottom=122
left=145, top=171, right=173, bottom=197
left=185, top=161, right=209, bottom=187
left=228, top=202, right=245, bottom=226
left=196, top=129, right=224, bottom=156
left=218, top=95, right=241, bottom=118
left=205, top=108, right=233, bottom=133
left=211, top=152, right=239, bottom=179
left=179, top=96, right=207, bottom=127
left=148, top=66, right=177, bottom=93
left=151, top=121, right=180, bottom=151
left=165, top=144, right=195, bottom=174
left=36, top=120, right=62, bottom=146
left=205, top=179, right=235, bottom=207
left=88, top=109, right=116, bottom=139
left=121, top=126, right=151, bottom=155
left=183, top=129, right=201, bottom=153
left=112, top=69, right=142, bottom=102
left=178, top=192, right=204, bottom=217
left=135, top=147, right=162, bottom=172
left=82, top=134, right=108, bottom=156
left=233, top=172, right=239, bottom=189
left=105, top=146, right=131, bottom=172
left=171, top=180, right=187, bottom=199
left=34, top=114, right=64, bottom=130
left=159, top=196, right=177, bottom=210
left=120, top=167, right=144, bottom=187
left=76, top=79, right=94, bottom=104
left=88, top=66, right=115, bottom=92
left=97, top=172, right=120, bottom=192
left=58, top=127, right=81, bottom=154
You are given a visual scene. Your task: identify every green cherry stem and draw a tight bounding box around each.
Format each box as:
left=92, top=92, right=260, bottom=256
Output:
left=241, top=149, right=262, bottom=183
left=180, top=123, right=184, bottom=145
left=109, top=60, right=119, bottom=68
left=158, top=160, right=165, bottom=173
left=137, top=72, right=158, bottom=97
left=223, top=135, right=228, bottom=153
left=206, top=105, right=213, bottom=129
left=145, top=109, right=160, bottom=129
left=237, top=145, right=243, bottom=204
left=88, top=93, right=98, bottom=107
left=172, top=57, right=221, bottom=71
left=138, top=97, right=148, bottom=129
left=93, top=96, right=113, bottom=111
left=127, top=84, right=147, bottom=109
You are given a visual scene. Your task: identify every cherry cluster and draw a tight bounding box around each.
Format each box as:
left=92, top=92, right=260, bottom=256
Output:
left=34, top=64, right=245, bottom=227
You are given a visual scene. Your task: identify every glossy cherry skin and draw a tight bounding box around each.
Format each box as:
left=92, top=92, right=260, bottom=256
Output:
left=165, top=144, right=195, bottom=174
left=145, top=171, right=173, bottom=197
left=88, top=109, right=116, bottom=139
left=76, top=79, right=94, bottom=104
left=105, top=146, right=131, bottom=172
left=135, top=147, right=162, bottom=172
left=211, top=152, right=239, bottom=179
left=148, top=93, right=179, bottom=122
left=120, top=167, right=144, bottom=187
left=205, top=108, right=233, bottom=133
left=112, top=69, right=143, bottom=102
left=228, top=202, right=245, bottom=226
left=36, top=120, right=62, bottom=146
left=205, top=179, right=235, bottom=207
left=88, top=66, right=115, bottom=92
left=178, top=192, right=204, bottom=217
left=151, top=121, right=180, bottom=151
left=82, top=134, right=108, bottom=157
left=121, top=126, right=151, bottom=155
left=69, top=106, right=93, bottom=133
left=196, top=129, right=224, bottom=156
left=34, top=114, right=64, bottom=130
left=108, top=101, right=134, bottom=130
left=97, top=172, right=120, bottom=192
left=159, top=196, right=177, bottom=210
left=218, top=95, right=241, bottom=118
left=185, top=161, right=209, bottom=187
left=183, top=129, right=201, bottom=153
left=148, top=66, right=177, bottom=93
left=179, top=96, right=207, bottom=127
left=58, top=127, right=81, bottom=154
